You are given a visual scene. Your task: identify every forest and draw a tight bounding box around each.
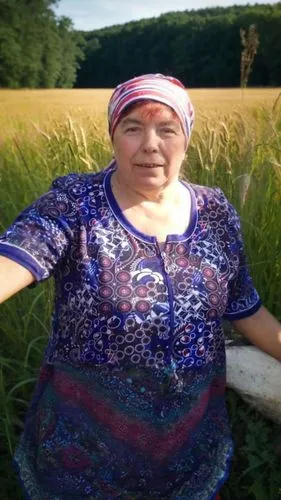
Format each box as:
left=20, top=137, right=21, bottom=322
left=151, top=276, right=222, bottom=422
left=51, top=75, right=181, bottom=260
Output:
left=0, top=0, right=84, bottom=88
left=0, top=1, right=281, bottom=88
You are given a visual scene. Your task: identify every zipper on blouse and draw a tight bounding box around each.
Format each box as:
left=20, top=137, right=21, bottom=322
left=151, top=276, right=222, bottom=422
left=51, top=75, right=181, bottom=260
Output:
left=156, top=242, right=175, bottom=335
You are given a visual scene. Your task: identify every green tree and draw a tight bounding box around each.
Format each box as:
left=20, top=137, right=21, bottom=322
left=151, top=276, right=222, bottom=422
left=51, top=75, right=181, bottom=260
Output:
left=0, top=0, right=85, bottom=88
left=0, top=0, right=25, bottom=87
left=56, top=17, right=85, bottom=88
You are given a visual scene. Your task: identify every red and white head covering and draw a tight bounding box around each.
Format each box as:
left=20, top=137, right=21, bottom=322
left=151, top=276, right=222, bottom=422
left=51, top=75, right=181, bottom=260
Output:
left=108, top=73, right=195, bottom=142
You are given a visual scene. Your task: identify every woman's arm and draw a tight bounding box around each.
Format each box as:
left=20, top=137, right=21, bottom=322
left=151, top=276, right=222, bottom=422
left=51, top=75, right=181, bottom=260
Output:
left=232, top=305, right=281, bottom=362
left=0, top=255, right=35, bottom=304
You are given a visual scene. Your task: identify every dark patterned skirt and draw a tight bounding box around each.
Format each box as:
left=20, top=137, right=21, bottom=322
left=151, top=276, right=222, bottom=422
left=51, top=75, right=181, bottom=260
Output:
left=14, top=362, right=233, bottom=499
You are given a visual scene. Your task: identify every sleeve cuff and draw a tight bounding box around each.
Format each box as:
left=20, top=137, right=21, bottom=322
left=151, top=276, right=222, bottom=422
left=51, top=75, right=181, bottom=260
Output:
left=0, top=242, right=47, bottom=282
left=223, top=299, right=262, bottom=321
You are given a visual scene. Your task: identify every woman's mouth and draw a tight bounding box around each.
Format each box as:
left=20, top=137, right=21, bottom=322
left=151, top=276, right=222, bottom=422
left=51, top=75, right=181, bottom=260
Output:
left=135, top=163, right=163, bottom=168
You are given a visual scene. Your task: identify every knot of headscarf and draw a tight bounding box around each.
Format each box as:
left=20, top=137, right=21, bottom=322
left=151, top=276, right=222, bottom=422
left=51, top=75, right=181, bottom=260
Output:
left=108, top=73, right=195, bottom=143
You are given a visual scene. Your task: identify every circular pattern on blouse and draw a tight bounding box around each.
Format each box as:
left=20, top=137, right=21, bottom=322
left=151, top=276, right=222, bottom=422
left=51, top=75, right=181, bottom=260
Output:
left=0, top=168, right=260, bottom=370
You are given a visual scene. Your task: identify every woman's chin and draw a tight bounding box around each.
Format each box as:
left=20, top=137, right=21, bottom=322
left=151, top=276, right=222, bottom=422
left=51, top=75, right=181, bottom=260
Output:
left=136, top=177, right=168, bottom=190
left=133, top=168, right=169, bottom=187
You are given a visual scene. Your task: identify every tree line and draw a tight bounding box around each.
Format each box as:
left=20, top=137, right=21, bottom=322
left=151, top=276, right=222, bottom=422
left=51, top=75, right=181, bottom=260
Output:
left=0, top=0, right=84, bottom=88
left=1, top=1, right=281, bottom=89
left=76, top=2, right=281, bottom=88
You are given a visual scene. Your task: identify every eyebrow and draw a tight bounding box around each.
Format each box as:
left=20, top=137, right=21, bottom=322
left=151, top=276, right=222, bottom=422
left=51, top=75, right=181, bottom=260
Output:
left=158, top=121, right=181, bottom=127
left=120, top=118, right=142, bottom=127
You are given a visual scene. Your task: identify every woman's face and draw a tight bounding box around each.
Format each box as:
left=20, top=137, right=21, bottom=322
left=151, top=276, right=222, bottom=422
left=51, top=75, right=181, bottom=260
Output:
left=112, top=102, right=186, bottom=192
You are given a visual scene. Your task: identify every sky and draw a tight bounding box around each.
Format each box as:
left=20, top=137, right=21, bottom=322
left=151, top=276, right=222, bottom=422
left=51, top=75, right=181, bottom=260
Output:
left=53, top=0, right=280, bottom=31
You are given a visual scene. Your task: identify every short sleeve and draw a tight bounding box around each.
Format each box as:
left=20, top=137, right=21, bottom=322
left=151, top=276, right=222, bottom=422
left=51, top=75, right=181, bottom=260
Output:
left=0, top=177, right=76, bottom=282
left=214, top=189, right=262, bottom=320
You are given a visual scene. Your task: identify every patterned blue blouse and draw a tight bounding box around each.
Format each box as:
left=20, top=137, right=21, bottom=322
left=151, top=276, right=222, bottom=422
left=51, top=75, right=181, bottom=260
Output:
left=0, top=164, right=261, bottom=500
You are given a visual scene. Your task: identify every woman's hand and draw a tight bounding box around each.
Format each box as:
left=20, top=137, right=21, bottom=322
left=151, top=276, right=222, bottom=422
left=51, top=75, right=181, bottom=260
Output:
left=0, top=255, right=34, bottom=304
left=232, top=306, right=281, bottom=362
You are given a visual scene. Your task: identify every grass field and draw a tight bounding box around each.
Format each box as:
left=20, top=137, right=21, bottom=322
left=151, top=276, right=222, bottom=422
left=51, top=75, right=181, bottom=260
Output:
left=0, top=88, right=281, bottom=499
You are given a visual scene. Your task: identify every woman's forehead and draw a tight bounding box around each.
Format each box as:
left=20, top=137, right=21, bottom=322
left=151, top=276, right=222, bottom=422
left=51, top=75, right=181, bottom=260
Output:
left=121, top=101, right=180, bottom=122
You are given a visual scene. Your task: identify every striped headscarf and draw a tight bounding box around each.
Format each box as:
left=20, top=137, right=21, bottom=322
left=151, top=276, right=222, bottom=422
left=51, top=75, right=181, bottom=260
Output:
left=108, top=73, right=195, bottom=143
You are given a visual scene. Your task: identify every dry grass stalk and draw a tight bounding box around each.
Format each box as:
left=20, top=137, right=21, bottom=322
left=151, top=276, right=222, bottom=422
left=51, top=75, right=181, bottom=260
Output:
left=240, top=24, right=259, bottom=90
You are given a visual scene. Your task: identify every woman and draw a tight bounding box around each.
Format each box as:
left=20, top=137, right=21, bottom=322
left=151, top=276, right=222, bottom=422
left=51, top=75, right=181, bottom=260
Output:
left=0, top=74, right=280, bottom=500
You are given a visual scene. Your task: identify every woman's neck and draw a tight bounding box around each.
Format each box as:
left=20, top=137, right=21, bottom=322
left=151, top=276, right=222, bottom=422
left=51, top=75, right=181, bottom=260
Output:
left=111, top=171, right=183, bottom=208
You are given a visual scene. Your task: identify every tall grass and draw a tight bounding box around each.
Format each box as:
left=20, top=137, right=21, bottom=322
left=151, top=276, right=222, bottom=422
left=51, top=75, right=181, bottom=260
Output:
left=0, top=96, right=281, bottom=500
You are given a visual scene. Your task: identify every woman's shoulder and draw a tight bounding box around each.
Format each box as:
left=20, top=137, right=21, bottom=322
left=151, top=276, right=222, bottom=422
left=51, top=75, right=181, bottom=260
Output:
left=189, top=182, right=241, bottom=233
left=51, top=168, right=108, bottom=194
left=188, top=182, right=229, bottom=208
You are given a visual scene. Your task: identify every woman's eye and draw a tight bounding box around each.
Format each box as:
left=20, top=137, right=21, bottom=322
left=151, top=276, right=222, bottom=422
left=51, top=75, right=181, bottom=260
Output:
left=162, top=128, right=177, bottom=135
left=125, top=127, right=140, bottom=133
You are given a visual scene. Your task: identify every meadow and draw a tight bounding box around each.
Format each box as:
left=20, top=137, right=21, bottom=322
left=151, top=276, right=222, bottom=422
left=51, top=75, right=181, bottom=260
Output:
left=0, top=88, right=281, bottom=500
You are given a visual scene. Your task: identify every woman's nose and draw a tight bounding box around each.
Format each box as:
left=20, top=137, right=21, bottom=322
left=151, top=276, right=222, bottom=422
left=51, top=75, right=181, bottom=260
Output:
left=141, top=129, right=159, bottom=152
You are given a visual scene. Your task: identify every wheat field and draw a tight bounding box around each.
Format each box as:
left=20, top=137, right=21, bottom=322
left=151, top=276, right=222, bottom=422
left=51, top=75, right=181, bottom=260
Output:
left=0, top=87, right=280, bottom=137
